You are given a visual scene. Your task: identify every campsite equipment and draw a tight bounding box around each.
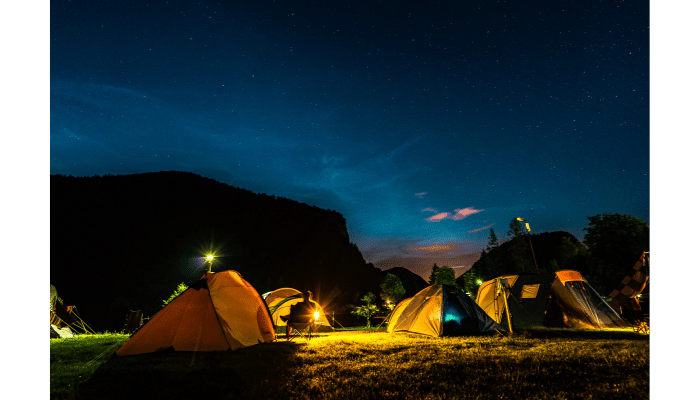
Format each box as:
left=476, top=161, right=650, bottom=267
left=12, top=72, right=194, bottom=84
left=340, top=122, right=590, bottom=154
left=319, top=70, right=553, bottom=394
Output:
left=116, top=270, right=275, bottom=356
left=262, top=288, right=333, bottom=333
left=386, top=284, right=503, bottom=337
left=608, top=252, right=649, bottom=323
left=51, top=284, right=96, bottom=338
left=475, top=270, right=628, bottom=330
left=123, top=310, right=146, bottom=334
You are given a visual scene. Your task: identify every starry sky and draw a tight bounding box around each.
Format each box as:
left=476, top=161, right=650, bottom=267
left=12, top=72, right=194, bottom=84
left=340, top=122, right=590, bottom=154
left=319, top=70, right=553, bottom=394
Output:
left=49, top=0, right=650, bottom=269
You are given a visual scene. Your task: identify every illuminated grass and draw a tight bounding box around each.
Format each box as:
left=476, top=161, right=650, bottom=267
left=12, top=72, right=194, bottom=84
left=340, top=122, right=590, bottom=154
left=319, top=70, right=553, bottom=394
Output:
left=50, top=333, right=130, bottom=400
left=51, top=329, right=648, bottom=400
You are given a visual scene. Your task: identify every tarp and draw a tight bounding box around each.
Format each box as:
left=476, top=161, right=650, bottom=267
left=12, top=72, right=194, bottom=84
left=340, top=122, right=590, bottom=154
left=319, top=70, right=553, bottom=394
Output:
left=116, top=270, right=275, bottom=356
left=386, top=285, right=502, bottom=337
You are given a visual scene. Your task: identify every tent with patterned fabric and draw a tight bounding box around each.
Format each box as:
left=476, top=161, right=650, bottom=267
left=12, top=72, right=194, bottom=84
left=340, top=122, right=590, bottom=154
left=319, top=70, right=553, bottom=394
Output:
left=475, top=270, right=628, bottom=330
left=608, top=252, right=649, bottom=321
left=116, top=270, right=275, bottom=356
left=386, top=284, right=503, bottom=337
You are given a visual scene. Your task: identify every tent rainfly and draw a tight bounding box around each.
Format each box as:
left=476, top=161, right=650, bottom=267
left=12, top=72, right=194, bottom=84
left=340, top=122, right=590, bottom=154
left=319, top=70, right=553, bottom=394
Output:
left=116, top=270, right=275, bottom=356
left=475, top=270, right=628, bottom=330
left=386, top=284, right=503, bottom=337
left=262, top=288, right=333, bottom=333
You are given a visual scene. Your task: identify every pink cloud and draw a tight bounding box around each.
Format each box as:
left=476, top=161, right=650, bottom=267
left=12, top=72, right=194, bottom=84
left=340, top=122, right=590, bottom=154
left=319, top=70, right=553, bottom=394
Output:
left=410, top=243, right=458, bottom=252
left=415, top=192, right=427, bottom=198
left=469, top=223, right=495, bottom=233
left=451, top=207, right=484, bottom=220
left=425, top=212, right=452, bottom=222
left=421, top=207, right=438, bottom=213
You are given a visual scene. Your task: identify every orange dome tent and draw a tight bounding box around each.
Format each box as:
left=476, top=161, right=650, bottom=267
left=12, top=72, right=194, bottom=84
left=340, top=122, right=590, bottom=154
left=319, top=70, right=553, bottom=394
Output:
left=116, top=270, right=275, bottom=356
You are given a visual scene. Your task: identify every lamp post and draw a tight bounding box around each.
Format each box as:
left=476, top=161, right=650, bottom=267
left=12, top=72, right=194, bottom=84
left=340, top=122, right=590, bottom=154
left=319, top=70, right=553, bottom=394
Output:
left=516, top=217, right=539, bottom=273
left=206, top=254, right=214, bottom=273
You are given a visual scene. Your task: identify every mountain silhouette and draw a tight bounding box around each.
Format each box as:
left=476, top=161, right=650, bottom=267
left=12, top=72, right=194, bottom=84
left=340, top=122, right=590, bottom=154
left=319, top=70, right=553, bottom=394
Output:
left=50, top=172, right=381, bottom=332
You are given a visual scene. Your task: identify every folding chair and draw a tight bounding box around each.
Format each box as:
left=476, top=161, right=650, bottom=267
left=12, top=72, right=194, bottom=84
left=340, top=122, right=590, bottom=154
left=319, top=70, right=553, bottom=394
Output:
left=286, top=319, right=315, bottom=341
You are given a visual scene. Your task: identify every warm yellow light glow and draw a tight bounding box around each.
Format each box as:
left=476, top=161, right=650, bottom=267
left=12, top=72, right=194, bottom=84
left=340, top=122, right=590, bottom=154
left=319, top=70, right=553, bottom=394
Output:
left=477, top=279, right=483, bottom=285
left=516, top=217, right=526, bottom=221
left=314, top=311, right=320, bottom=321
left=206, top=254, right=214, bottom=261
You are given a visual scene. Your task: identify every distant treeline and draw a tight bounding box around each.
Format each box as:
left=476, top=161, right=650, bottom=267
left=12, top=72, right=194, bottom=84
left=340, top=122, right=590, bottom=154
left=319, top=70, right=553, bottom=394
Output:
left=51, top=172, right=381, bottom=332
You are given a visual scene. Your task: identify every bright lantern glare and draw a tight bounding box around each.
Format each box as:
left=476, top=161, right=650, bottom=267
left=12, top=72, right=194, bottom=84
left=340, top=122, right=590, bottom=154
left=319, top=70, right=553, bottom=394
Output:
left=314, top=311, right=320, bottom=321
left=206, top=254, right=214, bottom=261
left=476, top=279, right=483, bottom=285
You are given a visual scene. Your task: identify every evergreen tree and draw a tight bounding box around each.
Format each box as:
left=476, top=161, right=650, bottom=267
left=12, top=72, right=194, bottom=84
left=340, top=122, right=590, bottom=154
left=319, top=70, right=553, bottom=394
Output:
left=487, top=228, right=499, bottom=252
left=428, top=263, right=439, bottom=285
left=507, top=218, right=526, bottom=238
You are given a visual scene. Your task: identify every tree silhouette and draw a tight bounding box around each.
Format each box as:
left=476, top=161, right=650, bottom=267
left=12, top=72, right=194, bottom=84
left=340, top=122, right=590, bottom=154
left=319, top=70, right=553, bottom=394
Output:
left=433, top=266, right=456, bottom=286
left=380, top=273, right=405, bottom=308
left=583, top=213, right=649, bottom=294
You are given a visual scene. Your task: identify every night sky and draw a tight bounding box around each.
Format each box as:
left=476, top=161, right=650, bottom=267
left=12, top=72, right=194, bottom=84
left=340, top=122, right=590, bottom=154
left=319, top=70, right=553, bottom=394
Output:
left=48, top=0, right=650, bottom=269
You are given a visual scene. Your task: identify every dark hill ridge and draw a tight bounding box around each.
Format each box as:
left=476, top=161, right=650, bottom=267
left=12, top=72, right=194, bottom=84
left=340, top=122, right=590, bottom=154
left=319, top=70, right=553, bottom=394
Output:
left=469, top=230, right=589, bottom=280
left=51, top=172, right=381, bottom=332
left=379, top=267, right=428, bottom=299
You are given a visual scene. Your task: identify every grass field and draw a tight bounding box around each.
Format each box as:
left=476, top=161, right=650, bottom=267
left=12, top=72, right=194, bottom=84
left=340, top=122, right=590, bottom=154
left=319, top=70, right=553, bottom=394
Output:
left=51, top=328, right=649, bottom=400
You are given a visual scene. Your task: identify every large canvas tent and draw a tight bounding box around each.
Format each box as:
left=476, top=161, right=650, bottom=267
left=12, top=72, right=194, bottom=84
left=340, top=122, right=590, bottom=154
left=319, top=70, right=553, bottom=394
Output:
left=262, top=288, right=333, bottom=333
left=475, top=270, right=628, bottom=330
left=386, top=284, right=503, bottom=337
left=116, top=270, right=275, bottom=356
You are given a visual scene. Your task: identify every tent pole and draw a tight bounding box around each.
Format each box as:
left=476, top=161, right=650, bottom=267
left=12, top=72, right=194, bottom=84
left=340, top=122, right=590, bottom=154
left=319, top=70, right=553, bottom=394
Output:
left=499, top=279, right=513, bottom=333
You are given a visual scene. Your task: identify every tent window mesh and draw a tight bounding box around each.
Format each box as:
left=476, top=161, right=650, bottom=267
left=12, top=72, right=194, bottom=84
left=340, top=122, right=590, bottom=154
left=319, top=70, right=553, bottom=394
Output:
left=521, top=284, right=540, bottom=299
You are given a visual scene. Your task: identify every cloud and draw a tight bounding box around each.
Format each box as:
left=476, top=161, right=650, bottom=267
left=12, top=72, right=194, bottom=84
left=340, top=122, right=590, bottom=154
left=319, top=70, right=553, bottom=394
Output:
left=415, top=192, right=427, bottom=198
left=410, top=243, right=459, bottom=253
left=425, top=212, right=452, bottom=222
left=469, top=223, right=495, bottom=233
left=425, top=206, right=484, bottom=222
left=421, top=207, right=438, bottom=213
left=451, top=207, right=484, bottom=220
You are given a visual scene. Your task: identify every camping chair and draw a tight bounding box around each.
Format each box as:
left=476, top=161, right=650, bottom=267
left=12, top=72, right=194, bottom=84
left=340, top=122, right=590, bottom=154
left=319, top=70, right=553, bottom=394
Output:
left=286, top=318, right=315, bottom=341
left=281, top=309, right=321, bottom=341
left=123, top=310, right=144, bottom=334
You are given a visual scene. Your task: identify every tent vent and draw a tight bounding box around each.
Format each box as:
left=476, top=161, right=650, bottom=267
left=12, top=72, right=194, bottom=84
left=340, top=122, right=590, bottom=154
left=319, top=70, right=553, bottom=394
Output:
left=521, top=284, right=540, bottom=299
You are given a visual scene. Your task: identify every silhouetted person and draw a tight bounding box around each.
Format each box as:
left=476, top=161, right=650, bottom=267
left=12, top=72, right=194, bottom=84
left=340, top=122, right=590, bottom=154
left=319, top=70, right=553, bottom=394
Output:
left=282, top=291, right=315, bottom=338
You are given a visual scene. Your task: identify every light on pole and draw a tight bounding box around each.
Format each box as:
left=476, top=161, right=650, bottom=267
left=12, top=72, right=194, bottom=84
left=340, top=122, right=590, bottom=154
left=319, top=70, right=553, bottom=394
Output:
left=206, top=254, right=215, bottom=273
left=516, top=217, right=539, bottom=273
